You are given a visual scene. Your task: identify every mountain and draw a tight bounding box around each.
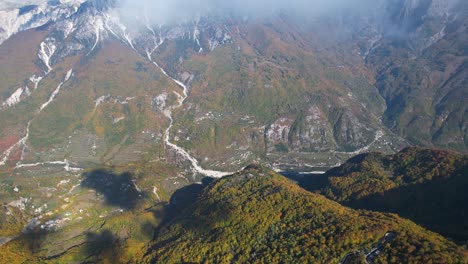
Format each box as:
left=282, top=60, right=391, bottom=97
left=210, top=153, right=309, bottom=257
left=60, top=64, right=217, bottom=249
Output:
left=0, top=0, right=85, bottom=45
left=2, top=163, right=466, bottom=262
left=143, top=165, right=466, bottom=263
left=1, top=0, right=465, bottom=176
left=365, top=0, right=468, bottom=151
left=0, top=0, right=466, bottom=262
left=322, top=147, right=468, bottom=244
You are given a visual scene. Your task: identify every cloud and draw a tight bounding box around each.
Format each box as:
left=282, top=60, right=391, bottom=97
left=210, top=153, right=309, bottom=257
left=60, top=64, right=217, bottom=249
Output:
left=116, top=0, right=379, bottom=25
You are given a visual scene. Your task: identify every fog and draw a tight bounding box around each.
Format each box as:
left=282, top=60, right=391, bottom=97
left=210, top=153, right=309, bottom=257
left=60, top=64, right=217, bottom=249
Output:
left=116, top=0, right=380, bottom=25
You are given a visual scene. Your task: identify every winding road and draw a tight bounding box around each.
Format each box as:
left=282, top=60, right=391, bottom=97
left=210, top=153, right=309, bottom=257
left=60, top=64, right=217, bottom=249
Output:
left=341, top=232, right=396, bottom=264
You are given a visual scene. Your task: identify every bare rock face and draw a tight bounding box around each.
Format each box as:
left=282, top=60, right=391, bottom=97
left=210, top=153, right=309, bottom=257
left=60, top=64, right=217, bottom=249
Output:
left=265, top=104, right=381, bottom=153
left=0, top=1, right=83, bottom=45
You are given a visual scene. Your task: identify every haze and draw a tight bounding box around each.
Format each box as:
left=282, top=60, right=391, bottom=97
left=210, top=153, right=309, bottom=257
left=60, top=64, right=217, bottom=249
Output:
left=117, top=0, right=380, bottom=25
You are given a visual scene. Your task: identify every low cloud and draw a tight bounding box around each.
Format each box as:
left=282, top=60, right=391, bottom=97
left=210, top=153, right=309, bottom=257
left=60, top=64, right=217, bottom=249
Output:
left=117, top=0, right=379, bottom=25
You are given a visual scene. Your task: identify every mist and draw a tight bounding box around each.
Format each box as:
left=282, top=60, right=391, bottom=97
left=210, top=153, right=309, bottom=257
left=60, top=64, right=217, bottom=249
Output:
left=116, top=0, right=380, bottom=25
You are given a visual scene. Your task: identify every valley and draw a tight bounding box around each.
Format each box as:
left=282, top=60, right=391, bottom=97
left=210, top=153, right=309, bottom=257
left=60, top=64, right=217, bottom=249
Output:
left=145, top=37, right=232, bottom=178
left=0, top=0, right=466, bottom=263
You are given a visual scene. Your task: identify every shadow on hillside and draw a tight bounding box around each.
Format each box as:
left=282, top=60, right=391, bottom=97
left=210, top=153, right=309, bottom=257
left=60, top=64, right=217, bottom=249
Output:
left=346, top=173, right=468, bottom=244
left=280, top=171, right=328, bottom=193
left=21, top=225, right=49, bottom=255
left=153, top=176, right=214, bottom=222
left=5, top=216, right=60, bottom=259
left=144, top=176, right=223, bottom=259
left=139, top=176, right=215, bottom=242
left=170, top=177, right=214, bottom=207
left=11, top=219, right=126, bottom=261
left=81, top=169, right=145, bottom=210
left=82, top=229, right=123, bottom=263
left=5, top=171, right=216, bottom=261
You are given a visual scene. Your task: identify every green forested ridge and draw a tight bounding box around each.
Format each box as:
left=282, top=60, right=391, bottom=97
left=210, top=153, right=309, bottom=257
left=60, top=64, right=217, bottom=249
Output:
left=323, top=147, right=468, bottom=244
left=143, top=165, right=466, bottom=263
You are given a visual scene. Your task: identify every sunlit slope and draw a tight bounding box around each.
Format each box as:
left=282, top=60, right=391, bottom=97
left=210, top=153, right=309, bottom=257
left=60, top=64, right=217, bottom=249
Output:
left=1, top=39, right=181, bottom=168
left=154, top=20, right=404, bottom=170
left=144, top=165, right=466, bottom=263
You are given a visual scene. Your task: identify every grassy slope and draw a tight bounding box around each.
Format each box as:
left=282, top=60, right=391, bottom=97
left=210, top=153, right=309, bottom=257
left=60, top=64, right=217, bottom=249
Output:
left=0, top=28, right=47, bottom=100
left=2, top=39, right=180, bottom=166
left=0, top=27, right=50, bottom=155
left=0, top=161, right=186, bottom=263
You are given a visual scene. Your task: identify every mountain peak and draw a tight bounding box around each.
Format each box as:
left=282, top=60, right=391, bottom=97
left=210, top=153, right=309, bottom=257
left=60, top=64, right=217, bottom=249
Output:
left=76, top=0, right=116, bottom=13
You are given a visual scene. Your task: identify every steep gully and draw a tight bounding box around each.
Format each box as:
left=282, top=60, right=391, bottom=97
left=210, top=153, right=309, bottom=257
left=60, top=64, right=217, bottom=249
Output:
left=0, top=25, right=77, bottom=171
left=0, top=68, right=79, bottom=171
left=0, top=38, right=60, bottom=166
left=144, top=31, right=232, bottom=178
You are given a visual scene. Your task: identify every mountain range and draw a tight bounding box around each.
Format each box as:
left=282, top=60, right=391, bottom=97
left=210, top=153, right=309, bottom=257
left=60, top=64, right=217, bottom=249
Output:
left=0, top=0, right=466, bottom=262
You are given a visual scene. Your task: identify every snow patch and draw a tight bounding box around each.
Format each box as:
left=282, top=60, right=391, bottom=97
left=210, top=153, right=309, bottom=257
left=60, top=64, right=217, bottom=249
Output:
left=95, top=94, right=110, bottom=106
left=39, top=69, right=72, bottom=111
left=16, top=159, right=81, bottom=172
left=2, top=87, right=25, bottom=108
left=30, top=75, right=43, bottom=90
left=1, top=75, right=44, bottom=110
left=61, top=20, right=75, bottom=39
left=88, top=16, right=104, bottom=53
left=152, top=93, right=168, bottom=112
left=38, top=38, right=57, bottom=74
left=8, top=197, right=31, bottom=211
left=57, top=179, right=71, bottom=188
left=113, top=116, right=125, bottom=124
left=0, top=121, right=30, bottom=166
left=152, top=186, right=161, bottom=202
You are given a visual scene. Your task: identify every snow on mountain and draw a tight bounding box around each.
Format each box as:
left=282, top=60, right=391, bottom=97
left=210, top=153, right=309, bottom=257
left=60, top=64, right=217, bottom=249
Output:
left=0, top=0, right=234, bottom=176
left=0, top=0, right=84, bottom=45
left=0, top=0, right=232, bottom=115
left=32, top=1, right=231, bottom=73
left=0, top=0, right=233, bottom=74
left=0, top=0, right=459, bottom=110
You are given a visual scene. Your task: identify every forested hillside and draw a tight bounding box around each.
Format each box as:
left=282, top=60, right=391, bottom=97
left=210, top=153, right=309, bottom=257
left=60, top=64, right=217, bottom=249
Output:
left=323, top=147, right=468, bottom=244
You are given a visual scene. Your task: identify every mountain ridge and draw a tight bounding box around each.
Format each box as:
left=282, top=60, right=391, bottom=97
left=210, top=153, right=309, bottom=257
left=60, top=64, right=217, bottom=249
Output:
left=143, top=164, right=467, bottom=263
left=322, top=146, right=468, bottom=244
left=0, top=1, right=466, bottom=262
